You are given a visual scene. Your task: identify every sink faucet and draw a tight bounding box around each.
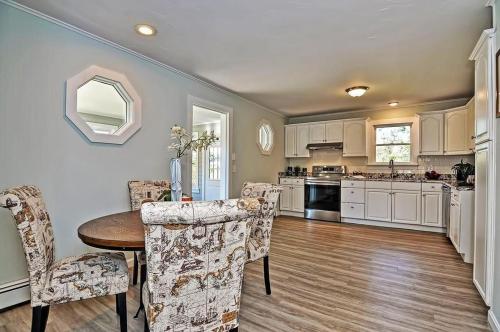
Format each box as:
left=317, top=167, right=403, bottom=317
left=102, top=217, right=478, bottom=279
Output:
left=389, top=159, right=395, bottom=178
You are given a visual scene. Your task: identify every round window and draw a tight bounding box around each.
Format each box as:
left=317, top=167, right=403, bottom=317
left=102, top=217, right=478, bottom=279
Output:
left=257, top=120, right=274, bottom=155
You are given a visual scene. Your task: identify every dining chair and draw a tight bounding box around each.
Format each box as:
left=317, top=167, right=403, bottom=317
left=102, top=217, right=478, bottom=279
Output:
left=0, top=186, right=129, bottom=332
left=240, top=182, right=282, bottom=295
left=127, top=180, right=170, bottom=281
left=140, top=197, right=263, bottom=332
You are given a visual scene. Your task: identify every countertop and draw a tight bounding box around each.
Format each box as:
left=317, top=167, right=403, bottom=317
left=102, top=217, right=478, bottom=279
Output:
left=278, top=173, right=474, bottom=191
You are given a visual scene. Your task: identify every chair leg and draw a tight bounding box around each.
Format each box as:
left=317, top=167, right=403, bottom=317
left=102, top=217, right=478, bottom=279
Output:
left=133, top=252, right=139, bottom=286
left=116, top=292, right=127, bottom=332
left=31, top=306, right=42, bottom=332
left=144, top=315, right=150, bottom=332
left=134, top=263, right=147, bottom=319
left=40, top=306, right=50, bottom=332
left=264, top=255, right=271, bottom=295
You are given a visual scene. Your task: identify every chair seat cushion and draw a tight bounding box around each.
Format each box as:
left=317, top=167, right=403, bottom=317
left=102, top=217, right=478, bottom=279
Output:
left=41, top=252, right=129, bottom=305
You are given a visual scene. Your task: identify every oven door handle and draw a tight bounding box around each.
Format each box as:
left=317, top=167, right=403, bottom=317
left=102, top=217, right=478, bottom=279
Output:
left=305, top=181, right=340, bottom=186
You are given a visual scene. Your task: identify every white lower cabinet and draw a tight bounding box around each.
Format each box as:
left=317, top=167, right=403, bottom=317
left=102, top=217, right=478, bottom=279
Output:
left=449, top=199, right=461, bottom=251
left=365, top=190, right=391, bottom=222
left=280, top=185, right=292, bottom=211
left=279, top=178, right=304, bottom=214
left=422, top=192, right=442, bottom=227
left=392, top=191, right=421, bottom=224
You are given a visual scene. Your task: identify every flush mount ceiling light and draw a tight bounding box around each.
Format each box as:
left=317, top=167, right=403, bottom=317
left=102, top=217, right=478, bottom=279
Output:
left=135, top=24, right=157, bottom=36
left=388, top=101, right=399, bottom=107
left=345, top=86, right=369, bottom=97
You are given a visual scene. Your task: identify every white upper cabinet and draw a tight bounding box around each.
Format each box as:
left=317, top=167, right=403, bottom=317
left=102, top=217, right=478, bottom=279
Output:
left=285, top=126, right=297, bottom=157
left=419, top=113, right=443, bottom=155
left=309, top=123, right=326, bottom=143
left=325, top=121, right=343, bottom=143
left=343, top=119, right=366, bottom=157
left=285, top=124, right=310, bottom=158
left=467, top=98, right=475, bottom=151
left=309, top=121, right=343, bottom=143
left=470, top=29, right=495, bottom=145
left=444, top=107, right=470, bottom=155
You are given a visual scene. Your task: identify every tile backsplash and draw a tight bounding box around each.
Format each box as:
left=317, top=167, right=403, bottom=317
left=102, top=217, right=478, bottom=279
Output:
left=287, top=150, right=474, bottom=174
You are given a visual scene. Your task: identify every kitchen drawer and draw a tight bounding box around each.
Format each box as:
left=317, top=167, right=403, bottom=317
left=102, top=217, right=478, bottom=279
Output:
left=341, top=188, right=365, bottom=203
left=280, top=178, right=304, bottom=185
left=392, top=181, right=421, bottom=191
left=341, top=203, right=365, bottom=219
left=341, top=180, right=365, bottom=188
left=365, top=181, right=391, bottom=190
left=422, top=182, right=443, bottom=192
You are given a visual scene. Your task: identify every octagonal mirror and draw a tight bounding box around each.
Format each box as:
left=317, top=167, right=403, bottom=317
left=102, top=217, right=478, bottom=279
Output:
left=66, top=66, right=142, bottom=144
left=256, top=119, right=274, bottom=155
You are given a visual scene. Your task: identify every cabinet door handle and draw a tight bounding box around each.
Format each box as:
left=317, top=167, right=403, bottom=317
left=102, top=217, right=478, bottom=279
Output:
left=351, top=191, right=354, bottom=194
left=471, top=135, right=476, bottom=139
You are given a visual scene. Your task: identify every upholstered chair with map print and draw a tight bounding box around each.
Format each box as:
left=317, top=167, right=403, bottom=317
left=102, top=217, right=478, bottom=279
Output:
left=128, top=181, right=170, bottom=280
left=240, top=182, right=282, bottom=295
left=140, top=198, right=262, bottom=332
left=0, top=186, right=129, bottom=332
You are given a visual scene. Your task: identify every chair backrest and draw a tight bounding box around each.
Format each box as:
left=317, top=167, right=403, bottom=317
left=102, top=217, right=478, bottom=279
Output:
left=128, top=180, right=171, bottom=211
left=141, top=198, right=262, bottom=332
left=240, top=182, right=282, bottom=261
left=0, top=186, right=55, bottom=306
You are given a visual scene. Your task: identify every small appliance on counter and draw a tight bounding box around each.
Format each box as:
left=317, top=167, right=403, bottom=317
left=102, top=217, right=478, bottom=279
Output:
left=286, top=166, right=293, bottom=176
left=294, top=166, right=301, bottom=176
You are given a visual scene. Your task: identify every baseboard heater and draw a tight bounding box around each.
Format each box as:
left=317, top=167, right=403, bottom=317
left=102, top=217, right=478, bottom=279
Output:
left=0, top=278, right=30, bottom=311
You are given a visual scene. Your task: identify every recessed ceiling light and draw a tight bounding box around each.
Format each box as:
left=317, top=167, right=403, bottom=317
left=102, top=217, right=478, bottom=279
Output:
left=388, top=101, right=399, bottom=107
left=346, top=86, right=369, bottom=97
left=135, top=24, right=157, bottom=36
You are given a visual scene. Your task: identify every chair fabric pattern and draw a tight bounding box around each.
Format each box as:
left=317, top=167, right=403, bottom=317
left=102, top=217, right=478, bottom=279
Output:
left=128, top=180, right=171, bottom=265
left=0, top=186, right=128, bottom=307
left=240, top=182, right=282, bottom=262
left=141, top=198, right=262, bottom=332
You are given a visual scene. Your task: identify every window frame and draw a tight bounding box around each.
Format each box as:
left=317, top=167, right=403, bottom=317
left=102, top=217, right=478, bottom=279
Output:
left=367, top=117, right=420, bottom=166
left=256, top=119, right=274, bottom=155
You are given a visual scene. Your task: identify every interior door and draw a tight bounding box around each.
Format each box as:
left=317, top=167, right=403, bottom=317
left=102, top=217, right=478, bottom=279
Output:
left=204, top=143, right=222, bottom=200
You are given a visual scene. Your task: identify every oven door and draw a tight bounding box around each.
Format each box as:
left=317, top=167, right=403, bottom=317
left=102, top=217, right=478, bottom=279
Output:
left=304, top=181, right=341, bottom=222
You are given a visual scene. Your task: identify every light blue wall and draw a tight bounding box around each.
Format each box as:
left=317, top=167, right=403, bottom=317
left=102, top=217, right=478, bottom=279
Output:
left=0, top=0, right=285, bottom=281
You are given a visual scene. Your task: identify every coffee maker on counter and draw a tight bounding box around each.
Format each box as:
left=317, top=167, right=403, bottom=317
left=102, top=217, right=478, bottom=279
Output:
left=286, top=166, right=308, bottom=176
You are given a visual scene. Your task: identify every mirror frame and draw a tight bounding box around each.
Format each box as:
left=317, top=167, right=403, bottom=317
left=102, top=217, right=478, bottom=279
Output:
left=256, top=119, right=274, bottom=155
left=66, top=65, right=142, bottom=144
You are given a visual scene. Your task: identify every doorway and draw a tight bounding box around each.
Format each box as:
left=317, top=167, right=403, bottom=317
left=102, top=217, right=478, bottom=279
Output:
left=189, top=97, right=231, bottom=201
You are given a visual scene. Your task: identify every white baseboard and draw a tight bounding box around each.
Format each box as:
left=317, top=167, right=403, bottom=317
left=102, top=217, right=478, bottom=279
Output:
left=341, top=217, right=446, bottom=233
left=490, top=310, right=500, bottom=332
left=0, top=278, right=30, bottom=310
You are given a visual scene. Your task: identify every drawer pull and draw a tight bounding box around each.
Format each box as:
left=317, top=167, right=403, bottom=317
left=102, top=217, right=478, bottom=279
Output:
left=351, top=191, right=354, bottom=194
left=350, top=206, right=354, bottom=209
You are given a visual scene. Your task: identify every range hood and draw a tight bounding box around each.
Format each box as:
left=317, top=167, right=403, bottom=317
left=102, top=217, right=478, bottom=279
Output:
left=306, top=142, right=343, bottom=150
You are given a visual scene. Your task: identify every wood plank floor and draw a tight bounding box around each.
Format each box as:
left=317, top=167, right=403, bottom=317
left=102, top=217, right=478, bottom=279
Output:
left=0, top=217, right=490, bottom=331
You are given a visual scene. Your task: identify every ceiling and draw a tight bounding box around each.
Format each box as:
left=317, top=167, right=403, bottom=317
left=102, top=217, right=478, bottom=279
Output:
left=193, top=105, right=222, bottom=126
left=15, top=0, right=491, bottom=116
left=77, top=80, right=126, bottom=119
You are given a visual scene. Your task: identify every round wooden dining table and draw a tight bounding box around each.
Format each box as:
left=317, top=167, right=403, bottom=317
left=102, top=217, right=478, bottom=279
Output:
left=78, top=210, right=145, bottom=251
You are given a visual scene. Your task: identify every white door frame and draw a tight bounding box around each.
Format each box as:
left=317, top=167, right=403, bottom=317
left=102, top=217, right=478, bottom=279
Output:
left=187, top=95, right=233, bottom=199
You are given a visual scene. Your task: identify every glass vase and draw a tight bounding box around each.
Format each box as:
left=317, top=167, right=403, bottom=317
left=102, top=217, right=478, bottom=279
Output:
left=170, top=158, right=182, bottom=201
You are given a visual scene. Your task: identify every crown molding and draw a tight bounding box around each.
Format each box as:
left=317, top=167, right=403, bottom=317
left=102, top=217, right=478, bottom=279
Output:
left=288, top=97, right=471, bottom=121
left=0, top=0, right=285, bottom=119
left=469, top=28, right=496, bottom=60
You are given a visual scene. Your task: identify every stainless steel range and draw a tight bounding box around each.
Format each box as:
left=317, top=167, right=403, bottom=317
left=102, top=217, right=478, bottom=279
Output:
left=304, top=165, right=346, bottom=222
